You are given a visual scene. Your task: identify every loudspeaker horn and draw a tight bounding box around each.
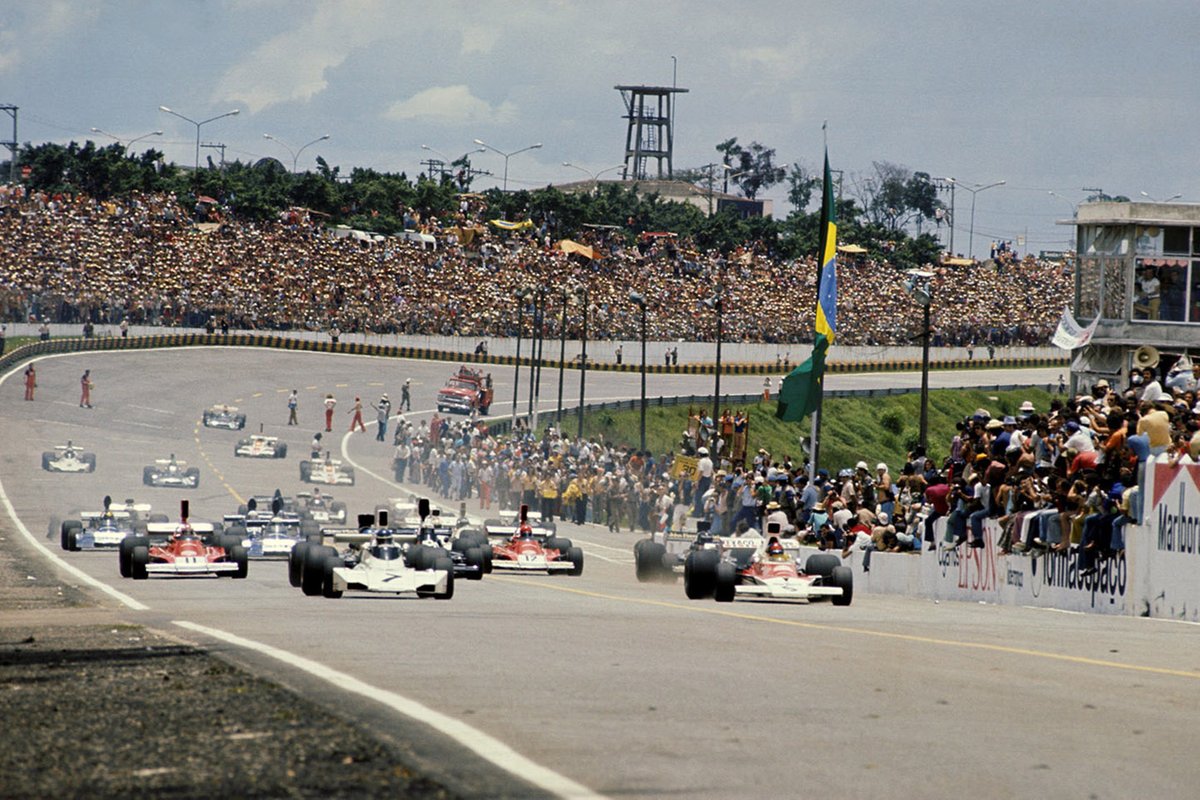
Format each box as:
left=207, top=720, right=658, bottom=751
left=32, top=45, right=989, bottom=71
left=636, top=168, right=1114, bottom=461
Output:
left=1133, top=345, right=1160, bottom=369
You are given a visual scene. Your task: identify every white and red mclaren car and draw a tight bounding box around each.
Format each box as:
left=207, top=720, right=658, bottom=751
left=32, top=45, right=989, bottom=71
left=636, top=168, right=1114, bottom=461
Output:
left=684, top=536, right=852, bottom=605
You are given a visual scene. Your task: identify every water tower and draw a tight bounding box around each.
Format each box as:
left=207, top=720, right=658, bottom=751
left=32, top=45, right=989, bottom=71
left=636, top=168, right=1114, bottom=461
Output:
left=614, top=85, right=688, bottom=180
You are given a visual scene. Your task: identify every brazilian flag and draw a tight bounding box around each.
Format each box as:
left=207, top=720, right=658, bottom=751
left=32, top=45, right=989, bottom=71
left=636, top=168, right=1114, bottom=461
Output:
left=776, top=150, right=837, bottom=422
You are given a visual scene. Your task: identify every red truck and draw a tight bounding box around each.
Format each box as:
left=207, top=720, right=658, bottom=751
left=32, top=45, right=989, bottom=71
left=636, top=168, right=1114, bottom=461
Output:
left=436, top=366, right=493, bottom=415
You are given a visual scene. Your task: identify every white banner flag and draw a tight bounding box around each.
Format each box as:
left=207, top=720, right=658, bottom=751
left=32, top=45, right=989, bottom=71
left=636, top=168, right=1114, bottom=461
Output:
left=1051, top=307, right=1100, bottom=350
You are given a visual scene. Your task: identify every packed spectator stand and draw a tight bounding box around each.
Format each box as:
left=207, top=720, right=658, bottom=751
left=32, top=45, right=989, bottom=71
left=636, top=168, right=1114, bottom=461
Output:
left=0, top=188, right=1071, bottom=348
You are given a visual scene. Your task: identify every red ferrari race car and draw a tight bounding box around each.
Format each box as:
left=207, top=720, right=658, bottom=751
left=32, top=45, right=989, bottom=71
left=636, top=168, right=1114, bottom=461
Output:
left=684, top=534, right=852, bottom=605
left=485, top=505, right=582, bottom=575
left=117, top=500, right=248, bottom=580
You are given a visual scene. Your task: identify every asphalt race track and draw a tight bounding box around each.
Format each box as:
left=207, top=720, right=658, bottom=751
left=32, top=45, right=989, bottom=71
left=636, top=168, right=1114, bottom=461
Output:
left=4, top=347, right=1198, bottom=799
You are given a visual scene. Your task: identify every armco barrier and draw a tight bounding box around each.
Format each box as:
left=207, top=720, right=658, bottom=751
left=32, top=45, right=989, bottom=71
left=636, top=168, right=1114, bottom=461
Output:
left=0, top=331, right=1069, bottom=379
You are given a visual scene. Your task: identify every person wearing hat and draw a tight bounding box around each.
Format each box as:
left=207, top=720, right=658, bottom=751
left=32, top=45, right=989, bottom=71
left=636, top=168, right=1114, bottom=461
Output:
left=764, top=500, right=790, bottom=535
left=694, top=446, right=714, bottom=517
left=323, top=393, right=337, bottom=432
left=1019, top=400, right=1036, bottom=418
left=371, top=393, right=392, bottom=441
left=400, top=378, right=412, bottom=411
left=875, top=463, right=894, bottom=520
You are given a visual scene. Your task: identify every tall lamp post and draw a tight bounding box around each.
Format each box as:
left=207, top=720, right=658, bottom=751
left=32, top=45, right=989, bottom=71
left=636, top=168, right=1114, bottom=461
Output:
left=562, top=162, right=624, bottom=194
left=91, top=128, right=163, bottom=154
left=956, top=179, right=1005, bottom=260
left=630, top=291, right=648, bottom=452
left=704, top=259, right=726, bottom=431
left=158, top=106, right=239, bottom=171
left=575, top=284, right=589, bottom=440
left=473, top=139, right=542, bottom=191
left=527, top=288, right=545, bottom=430
left=263, top=132, right=330, bottom=173
left=512, top=287, right=531, bottom=428
left=556, top=287, right=570, bottom=428
left=904, top=270, right=934, bottom=454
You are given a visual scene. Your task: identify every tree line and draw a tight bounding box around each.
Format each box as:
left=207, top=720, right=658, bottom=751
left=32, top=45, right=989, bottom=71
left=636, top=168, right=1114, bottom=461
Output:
left=7, top=138, right=947, bottom=269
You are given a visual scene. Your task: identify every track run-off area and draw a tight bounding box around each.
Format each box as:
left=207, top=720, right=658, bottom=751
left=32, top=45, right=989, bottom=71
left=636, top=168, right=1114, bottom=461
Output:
left=3, top=346, right=1197, bottom=799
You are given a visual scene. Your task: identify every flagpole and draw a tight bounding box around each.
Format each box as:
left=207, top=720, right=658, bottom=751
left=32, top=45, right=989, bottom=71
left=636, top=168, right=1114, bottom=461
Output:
left=811, top=119, right=830, bottom=480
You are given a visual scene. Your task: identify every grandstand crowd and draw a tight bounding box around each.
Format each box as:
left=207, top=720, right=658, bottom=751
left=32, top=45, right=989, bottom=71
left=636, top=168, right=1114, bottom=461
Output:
left=0, top=187, right=1072, bottom=347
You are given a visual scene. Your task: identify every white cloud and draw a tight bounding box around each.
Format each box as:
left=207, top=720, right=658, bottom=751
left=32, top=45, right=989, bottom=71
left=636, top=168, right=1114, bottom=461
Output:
left=0, top=0, right=98, bottom=75
left=384, top=85, right=516, bottom=125
left=210, top=0, right=390, bottom=112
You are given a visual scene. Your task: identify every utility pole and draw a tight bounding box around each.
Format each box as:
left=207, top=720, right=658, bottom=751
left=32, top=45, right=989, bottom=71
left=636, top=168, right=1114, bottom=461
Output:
left=1, top=105, right=17, bottom=185
left=200, top=141, right=227, bottom=169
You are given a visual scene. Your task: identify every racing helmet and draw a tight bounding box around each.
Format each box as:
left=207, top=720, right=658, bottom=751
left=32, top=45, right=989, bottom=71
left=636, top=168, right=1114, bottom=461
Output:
left=518, top=522, right=534, bottom=539
left=766, top=537, right=788, bottom=561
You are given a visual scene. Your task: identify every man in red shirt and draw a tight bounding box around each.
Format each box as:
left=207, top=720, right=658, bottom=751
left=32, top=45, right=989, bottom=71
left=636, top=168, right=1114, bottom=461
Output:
left=923, top=475, right=952, bottom=550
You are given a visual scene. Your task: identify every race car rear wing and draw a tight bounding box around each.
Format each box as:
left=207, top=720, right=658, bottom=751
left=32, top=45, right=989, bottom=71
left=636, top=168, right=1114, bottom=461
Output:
left=81, top=510, right=132, bottom=522
left=145, top=522, right=216, bottom=537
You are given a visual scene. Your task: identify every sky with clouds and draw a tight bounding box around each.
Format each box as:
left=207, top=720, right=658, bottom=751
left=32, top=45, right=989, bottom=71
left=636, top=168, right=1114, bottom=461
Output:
left=3, top=0, right=1199, bottom=258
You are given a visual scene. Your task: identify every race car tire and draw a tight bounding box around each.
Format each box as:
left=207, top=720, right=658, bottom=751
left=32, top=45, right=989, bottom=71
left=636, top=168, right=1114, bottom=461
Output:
left=235, top=439, right=250, bottom=455
left=235, top=415, right=246, bottom=429
left=148, top=513, right=169, bottom=524
left=301, top=546, right=331, bottom=596
left=451, top=537, right=472, bottom=554
left=483, top=518, right=503, bottom=529
left=635, top=540, right=667, bottom=583
left=236, top=504, right=248, bottom=516
left=714, top=561, right=737, bottom=603
left=464, top=547, right=486, bottom=580
left=229, top=546, right=249, bottom=579
left=221, top=533, right=244, bottom=553
left=276, top=443, right=288, bottom=459
left=142, top=466, right=156, bottom=486
left=829, top=566, right=854, bottom=606
left=565, top=546, right=584, bottom=577
left=299, top=461, right=311, bottom=482
left=185, top=468, right=200, bottom=488
left=118, top=541, right=132, bottom=578
left=545, top=536, right=572, bottom=553
left=344, top=467, right=356, bottom=486
left=406, top=546, right=432, bottom=571
left=83, top=453, right=97, bottom=472
left=321, top=556, right=342, bottom=598
left=131, top=546, right=149, bottom=580
left=330, top=501, right=346, bottom=521
left=299, top=520, right=320, bottom=539
left=65, top=528, right=79, bottom=551
left=684, top=550, right=720, bottom=600
left=41, top=452, right=54, bottom=471
left=289, top=542, right=310, bottom=587
left=804, top=554, right=841, bottom=579
left=61, top=520, right=82, bottom=551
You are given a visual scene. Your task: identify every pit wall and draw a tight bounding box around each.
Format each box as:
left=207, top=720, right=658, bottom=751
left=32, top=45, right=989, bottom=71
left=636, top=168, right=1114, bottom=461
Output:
left=836, top=458, right=1200, bottom=621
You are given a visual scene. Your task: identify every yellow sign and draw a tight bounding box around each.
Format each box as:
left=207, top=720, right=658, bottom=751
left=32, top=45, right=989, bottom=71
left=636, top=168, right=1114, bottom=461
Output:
left=671, top=455, right=699, bottom=481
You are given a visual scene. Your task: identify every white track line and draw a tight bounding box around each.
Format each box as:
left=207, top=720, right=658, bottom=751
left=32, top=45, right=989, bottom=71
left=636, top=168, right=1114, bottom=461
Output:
left=172, top=620, right=605, bottom=800
left=1, top=358, right=148, bottom=611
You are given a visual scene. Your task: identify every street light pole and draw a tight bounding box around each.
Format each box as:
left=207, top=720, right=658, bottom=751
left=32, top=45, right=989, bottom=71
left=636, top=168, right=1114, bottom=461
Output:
left=576, top=285, right=589, bottom=441
left=159, top=106, right=239, bottom=171
left=556, top=287, right=568, bottom=428
left=903, top=270, right=934, bottom=455
left=512, top=288, right=529, bottom=429
left=562, top=162, right=624, bottom=194
left=91, top=128, right=163, bottom=154
left=630, top=291, right=648, bottom=452
left=264, top=133, right=330, bottom=173
left=956, top=179, right=1005, bottom=260
left=474, top=139, right=542, bottom=191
